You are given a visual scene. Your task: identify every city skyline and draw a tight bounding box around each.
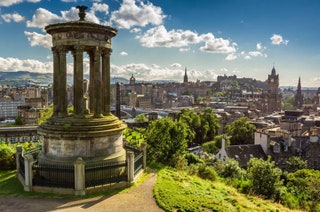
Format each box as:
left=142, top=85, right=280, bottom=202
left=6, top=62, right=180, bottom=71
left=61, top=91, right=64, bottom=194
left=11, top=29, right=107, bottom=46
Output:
left=0, top=0, right=319, bottom=87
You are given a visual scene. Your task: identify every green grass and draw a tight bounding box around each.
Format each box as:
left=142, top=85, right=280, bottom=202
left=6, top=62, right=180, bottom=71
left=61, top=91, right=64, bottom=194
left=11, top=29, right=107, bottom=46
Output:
left=154, top=167, right=298, bottom=212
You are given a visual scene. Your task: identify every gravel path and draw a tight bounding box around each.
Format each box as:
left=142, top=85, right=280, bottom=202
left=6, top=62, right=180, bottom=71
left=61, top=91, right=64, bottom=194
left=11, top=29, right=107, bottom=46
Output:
left=0, top=171, right=163, bottom=212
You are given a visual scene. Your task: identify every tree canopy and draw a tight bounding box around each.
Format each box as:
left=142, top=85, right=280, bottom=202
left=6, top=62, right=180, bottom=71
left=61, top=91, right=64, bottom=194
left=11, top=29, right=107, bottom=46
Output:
left=225, top=117, right=256, bottom=145
left=146, top=117, right=189, bottom=166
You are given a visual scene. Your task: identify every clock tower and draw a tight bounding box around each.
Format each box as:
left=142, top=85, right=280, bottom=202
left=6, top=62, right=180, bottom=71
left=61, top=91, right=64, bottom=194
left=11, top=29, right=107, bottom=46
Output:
left=266, top=66, right=281, bottom=114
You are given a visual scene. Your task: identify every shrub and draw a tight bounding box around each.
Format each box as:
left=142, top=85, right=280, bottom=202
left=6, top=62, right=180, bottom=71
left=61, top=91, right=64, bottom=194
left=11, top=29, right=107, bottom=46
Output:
left=197, top=164, right=217, bottom=181
left=0, top=142, right=16, bottom=170
left=184, top=153, right=204, bottom=165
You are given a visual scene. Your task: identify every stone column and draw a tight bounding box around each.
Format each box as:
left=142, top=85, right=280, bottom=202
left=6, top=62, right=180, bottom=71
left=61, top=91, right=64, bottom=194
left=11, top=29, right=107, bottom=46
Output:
left=24, top=154, right=35, bottom=192
left=52, top=47, right=60, bottom=117
left=127, top=151, right=134, bottom=184
left=73, top=46, right=84, bottom=117
left=101, top=49, right=111, bottom=115
left=57, top=46, right=68, bottom=117
left=89, top=51, right=95, bottom=114
left=74, top=157, right=86, bottom=195
left=93, top=47, right=102, bottom=118
left=140, top=142, right=147, bottom=170
left=15, top=146, right=22, bottom=177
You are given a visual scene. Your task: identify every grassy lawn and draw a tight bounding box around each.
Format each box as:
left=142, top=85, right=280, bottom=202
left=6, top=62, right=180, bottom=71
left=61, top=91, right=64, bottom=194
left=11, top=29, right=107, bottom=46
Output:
left=154, top=167, right=297, bottom=212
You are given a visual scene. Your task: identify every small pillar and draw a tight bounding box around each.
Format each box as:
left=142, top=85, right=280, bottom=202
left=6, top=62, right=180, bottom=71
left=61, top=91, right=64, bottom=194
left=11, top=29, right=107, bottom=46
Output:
left=140, top=142, right=147, bottom=170
left=127, top=151, right=134, bottom=184
left=74, top=157, right=86, bottom=195
left=15, top=146, right=23, bottom=177
left=24, top=154, right=35, bottom=192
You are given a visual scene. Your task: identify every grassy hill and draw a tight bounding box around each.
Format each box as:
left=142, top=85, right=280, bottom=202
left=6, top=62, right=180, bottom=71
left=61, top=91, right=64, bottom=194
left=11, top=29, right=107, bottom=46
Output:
left=154, top=167, right=298, bottom=212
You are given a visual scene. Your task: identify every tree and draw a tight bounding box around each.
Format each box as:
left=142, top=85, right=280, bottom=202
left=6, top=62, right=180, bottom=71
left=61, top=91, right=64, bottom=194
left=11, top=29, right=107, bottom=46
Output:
left=176, top=109, right=199, bottom=144
left=15, top=115, right=23, bottom=125
left=134, top=114, right=147, bottom=123
left=146, top=117, right=188, bottom=166
left=247, top=157, right=282, bottom=199
left=198, top=108, right=220, bottom=143
left=286, top=156, right=307, bottom=172
left=225, top=117, right=256, bottom=145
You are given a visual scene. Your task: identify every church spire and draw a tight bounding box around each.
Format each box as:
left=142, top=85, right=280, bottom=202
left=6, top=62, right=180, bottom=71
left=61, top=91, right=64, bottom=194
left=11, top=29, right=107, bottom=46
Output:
left=294, top=77, right=303, bottom=109
left=183, top=67, right=188, bottom=83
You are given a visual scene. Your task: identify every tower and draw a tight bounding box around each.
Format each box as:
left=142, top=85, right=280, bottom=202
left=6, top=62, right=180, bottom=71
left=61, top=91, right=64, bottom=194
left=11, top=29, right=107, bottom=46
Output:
left=130, top=74, right=135, bottom=85
left=266, top=66, right=281, bottom=114
left=38, top=6, right=126, bottom=165
left=294, top=77, right=303, bottom=109
left=183, top=67, right=188, bottom=83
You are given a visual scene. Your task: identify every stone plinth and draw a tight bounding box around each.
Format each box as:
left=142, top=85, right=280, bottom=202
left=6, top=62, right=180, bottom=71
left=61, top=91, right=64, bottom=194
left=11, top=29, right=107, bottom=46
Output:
left=38, top=114, right=127, bottom=165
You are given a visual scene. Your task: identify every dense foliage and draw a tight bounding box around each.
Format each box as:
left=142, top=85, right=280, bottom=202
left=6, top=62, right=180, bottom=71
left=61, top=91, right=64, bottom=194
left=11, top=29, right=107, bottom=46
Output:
left=134, top=114, right=147, bottom=123
left=176, top=108, right=220, bottom=145
left=146, top=117, right=189, bottom=166
left=225, top=117, right=256, bottom=145
left=0, top=141, right=41, bottom=170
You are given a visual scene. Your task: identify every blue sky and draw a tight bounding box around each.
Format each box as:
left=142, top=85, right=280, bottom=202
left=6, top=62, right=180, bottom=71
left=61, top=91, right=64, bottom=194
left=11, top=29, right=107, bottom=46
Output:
left=0, top=0, right=319, bottom=87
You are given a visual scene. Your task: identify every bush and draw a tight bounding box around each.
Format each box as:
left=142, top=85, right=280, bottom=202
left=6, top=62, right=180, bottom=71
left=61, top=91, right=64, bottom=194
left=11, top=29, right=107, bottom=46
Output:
left=171, top=154, right=188, bottom=171
left=197, top=164, right=217, bottom=181
left=221, top=159, right=245, bottom=179
left=0, top=142, right=16, bottom=170
left=184, top=153, right=204, bottom=165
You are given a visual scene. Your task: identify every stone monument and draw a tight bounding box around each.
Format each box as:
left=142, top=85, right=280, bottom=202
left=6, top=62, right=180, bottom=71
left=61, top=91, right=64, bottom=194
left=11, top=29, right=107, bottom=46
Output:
left=38, top=6, right=126, bottom=165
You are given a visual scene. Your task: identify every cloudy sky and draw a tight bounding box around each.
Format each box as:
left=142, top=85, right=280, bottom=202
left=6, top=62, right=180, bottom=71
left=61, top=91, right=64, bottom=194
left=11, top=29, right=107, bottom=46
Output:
left=0, top=0, right=319, bottom=87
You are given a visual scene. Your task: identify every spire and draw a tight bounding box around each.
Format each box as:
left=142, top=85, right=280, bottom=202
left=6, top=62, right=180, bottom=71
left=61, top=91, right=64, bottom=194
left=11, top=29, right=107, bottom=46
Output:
left=183, top=67, right=188, bottom=83
left=271, top=66, right=276, bottom=75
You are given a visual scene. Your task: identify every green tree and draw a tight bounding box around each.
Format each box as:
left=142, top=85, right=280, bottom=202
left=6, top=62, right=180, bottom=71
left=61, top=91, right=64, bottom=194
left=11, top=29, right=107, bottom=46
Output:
left=198, top=108, right=220, bottom=143
left=247, top=157, right=282, bottom=199
left=176, top=109, right=199, bottom=144
left=286, top=156, right=307, bottom=172
left=38, top=105, right=53, bottom=125
left=134, top=114, right=147, bottom=123
left=225, top=117, right=256, bottom=145
left=146, top=117, right=188, bottom=166
left=15, top=115, right=23, bottom=125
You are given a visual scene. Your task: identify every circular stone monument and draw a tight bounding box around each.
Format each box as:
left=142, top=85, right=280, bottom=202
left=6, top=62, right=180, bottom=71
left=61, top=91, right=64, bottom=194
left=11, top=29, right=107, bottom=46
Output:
left=38, top=6, right=126, bottom=165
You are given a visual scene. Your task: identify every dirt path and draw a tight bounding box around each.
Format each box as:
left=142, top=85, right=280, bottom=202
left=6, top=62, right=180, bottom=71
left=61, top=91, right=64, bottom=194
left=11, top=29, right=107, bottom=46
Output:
left=0, top=171, right=163, bottom=212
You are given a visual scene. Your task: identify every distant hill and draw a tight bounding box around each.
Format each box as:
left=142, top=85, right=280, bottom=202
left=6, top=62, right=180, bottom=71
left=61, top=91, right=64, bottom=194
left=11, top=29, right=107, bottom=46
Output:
left=0, top=71, right=130, bottom=86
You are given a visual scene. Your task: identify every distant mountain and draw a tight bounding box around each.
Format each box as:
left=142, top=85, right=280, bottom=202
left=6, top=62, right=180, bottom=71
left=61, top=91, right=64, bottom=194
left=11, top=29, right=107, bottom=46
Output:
left=0, top=71, right=130, bottom=86
left=0, top=71, right=53, bottom=86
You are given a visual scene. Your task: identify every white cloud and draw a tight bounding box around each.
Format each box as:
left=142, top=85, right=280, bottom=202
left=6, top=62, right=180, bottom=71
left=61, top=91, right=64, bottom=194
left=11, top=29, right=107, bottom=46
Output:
left=130, top=27, right=142, bottom=33
left=26, top=8, right=62, bottom=29
left=0, top=0, right=40, bottom=7
left=248, top=51, right=263, bottom=57
left=179, top=48, right=190, bottom=52
left=24, top=31, right=52, bottom=48
left=26, top=6, right=102, bottom=30
left=225, top=53, right=237, bottom=61
left=120, top=51, right=128, bottom=56
left=110, top=63, right=218, bottom=82
left=171, top=63, right=182, bottom=68
left=110, top=0, right=166, bottom=29
left=137, top=25, right=236, bottom=54
left=90, top=3, right=109, bottom=15
left=244, top=55, right=251, bottom=60
left=270, top=34, right=289, bottom=45
left=256, top=42, right=265, bottom=50
left=61, top=0, right=77, bottom=2
left=137, top=25, right=201, bottom=48
left=1, top=12, right=25, bottom=23
left=0, top=57, right=53, bottom=73
left=199, top=33, right=237, bottom=54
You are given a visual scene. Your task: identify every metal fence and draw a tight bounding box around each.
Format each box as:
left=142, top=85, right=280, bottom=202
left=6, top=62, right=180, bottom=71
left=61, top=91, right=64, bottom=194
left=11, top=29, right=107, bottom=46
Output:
left=32, top=163, right=75, bottom=188
left=124, top=141, right=144, bottom=176
left=85, top=160, right=127, bottom=188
